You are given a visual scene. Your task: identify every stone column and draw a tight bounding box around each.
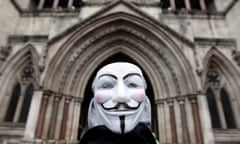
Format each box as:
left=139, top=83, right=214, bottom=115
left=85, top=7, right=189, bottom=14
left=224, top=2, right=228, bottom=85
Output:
left=168, top=99, right=177, bottom=144
left=54, top=94, right=65, bottom=139
left=53, top=0, right=60, bottom=8
left=70, top=97, right=82, bottom=141
left=189, top=96, right=203, bottom=144
left=60, top=96, right=71, bottom=139
left=199, top=0, right=207, bottom=10
left=184, top=0, right=191, bottom=10
left=174, top=99, right=183, bottom=143
left=37, top=0, right=45, bottom=9
left=48, top=93, right=62, bottom=139
left=68, top=0, right=74, bottom=8
left=65, top=99, right=74, bottom=140
left=35, top=90, right=51, bottom=139
left=185, top=97, right=196, bottom=143
left=157, top=101, right=166, bottom=143
left=165, top=100, right=171, bottom=143
left=24, top=90, right=43, bottom=139
left=170, top=0, right=176, bottom=9
left=232, top=99, right=240, bottom=128
left=197, top=94, right=215, bottom=144
left=177, top=97, right=190, bottom=144
left=42, top=92, right=54, bottom=139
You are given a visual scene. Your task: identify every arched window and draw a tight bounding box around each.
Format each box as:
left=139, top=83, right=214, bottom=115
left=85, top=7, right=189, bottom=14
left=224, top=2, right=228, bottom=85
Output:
left=206, top=64, right=237, bottom=129
left=4, top=83, right=21, bottom=122
left=4, top=65, right=35, bottom=124
left=19, top=83, right=34, bottom=122
left=206, top=88, right=221, bottom=128
left=220, top=88, right=236, bottom=128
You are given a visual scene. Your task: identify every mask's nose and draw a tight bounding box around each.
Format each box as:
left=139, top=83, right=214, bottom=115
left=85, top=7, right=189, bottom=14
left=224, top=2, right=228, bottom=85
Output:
left=113, top=81, right=130, bottom=103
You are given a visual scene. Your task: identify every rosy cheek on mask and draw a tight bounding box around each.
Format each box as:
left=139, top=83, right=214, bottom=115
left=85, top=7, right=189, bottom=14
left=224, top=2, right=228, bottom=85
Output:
left=95, top=92, right=112, bottom=103
left=132, top=91, right=145, bottom=102
left=95, top=94, right=102, bottom=103
left=139, top=92, right=145, bottom=102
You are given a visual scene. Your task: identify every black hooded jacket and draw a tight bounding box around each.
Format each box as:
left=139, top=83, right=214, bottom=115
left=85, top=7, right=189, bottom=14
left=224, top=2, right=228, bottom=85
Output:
left=79, top=123, right=157, bottom=144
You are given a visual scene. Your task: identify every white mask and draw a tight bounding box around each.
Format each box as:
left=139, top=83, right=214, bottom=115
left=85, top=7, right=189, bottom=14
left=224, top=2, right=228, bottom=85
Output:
left=88, top=62, right=151, bottom=134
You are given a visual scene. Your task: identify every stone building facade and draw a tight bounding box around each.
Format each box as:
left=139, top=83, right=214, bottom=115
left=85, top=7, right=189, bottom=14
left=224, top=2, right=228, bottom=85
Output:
left=1, top=0, right=240, bottom=143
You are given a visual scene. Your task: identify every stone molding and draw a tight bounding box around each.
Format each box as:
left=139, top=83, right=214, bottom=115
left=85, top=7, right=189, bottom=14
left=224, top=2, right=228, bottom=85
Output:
left=57, top=25, right=184, bottom=96
left=194, top=37, right=236, bottom=47
left=155, top=93, right=199, bottom=104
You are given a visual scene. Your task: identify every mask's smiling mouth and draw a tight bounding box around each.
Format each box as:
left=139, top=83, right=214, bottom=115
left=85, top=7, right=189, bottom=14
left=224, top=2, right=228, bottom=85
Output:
left=101, top=102, right=141, bottom=112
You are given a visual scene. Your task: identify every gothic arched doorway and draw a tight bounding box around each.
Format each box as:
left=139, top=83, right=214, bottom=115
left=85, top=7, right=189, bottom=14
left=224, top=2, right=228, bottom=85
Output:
left=78, top=53, right=158, bottom=140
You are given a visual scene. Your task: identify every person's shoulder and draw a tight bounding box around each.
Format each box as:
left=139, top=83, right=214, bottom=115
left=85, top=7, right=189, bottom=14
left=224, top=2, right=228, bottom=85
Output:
left=79, top=126, right=113, bottom=144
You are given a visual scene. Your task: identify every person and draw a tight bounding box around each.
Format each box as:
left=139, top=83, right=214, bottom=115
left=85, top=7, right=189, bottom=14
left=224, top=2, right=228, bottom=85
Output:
left=79, top=62, right=157, bottom=144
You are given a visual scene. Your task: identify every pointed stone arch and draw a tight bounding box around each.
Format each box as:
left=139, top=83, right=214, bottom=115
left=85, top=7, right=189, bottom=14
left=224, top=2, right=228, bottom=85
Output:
left=203, top=47, right=240, bottom=92
left=0, top=43, right=40, bottom=89
left=39, top=8, right=199, bottom=142
left=0, top=43, right=40, bottom=122
left=42, top=12, right=199, bottom=141
left=203, top=47, right=240, bottom=128
left=45, top=12, right=198, bottom=100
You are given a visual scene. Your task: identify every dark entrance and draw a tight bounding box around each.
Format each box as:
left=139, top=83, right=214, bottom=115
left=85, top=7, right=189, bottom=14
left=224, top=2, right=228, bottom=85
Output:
left=78, top=53, right=158, bottom=139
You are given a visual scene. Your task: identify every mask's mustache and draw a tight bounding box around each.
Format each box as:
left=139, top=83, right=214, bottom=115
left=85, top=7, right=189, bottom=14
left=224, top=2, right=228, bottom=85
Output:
left=102, top=103, right=140, bottom=111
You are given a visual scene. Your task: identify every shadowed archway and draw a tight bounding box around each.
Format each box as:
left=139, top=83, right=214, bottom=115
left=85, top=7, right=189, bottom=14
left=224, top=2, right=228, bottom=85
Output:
left=78, top=53, right=157, bottom=139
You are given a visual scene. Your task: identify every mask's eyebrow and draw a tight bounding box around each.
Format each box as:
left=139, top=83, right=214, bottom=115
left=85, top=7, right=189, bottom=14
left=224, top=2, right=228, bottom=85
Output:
left=98, top=74, right=117, bottom=79
left=123, top=73, right=142, bottom=80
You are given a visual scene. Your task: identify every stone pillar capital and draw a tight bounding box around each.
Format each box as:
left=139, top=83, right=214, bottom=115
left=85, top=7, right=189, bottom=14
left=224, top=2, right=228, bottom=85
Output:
left=167, top=98, right=174, bottom=106
left=65, top=95, right=72, bottom=103
left=177, top=96, right=185, bottom=104
left=189, top=95, right=197, bottom=103
left=54, top=92, right=63, bottom=101
left=74, top=97, right=83, bottom=103
left=43, top=90, right=52, bottom=99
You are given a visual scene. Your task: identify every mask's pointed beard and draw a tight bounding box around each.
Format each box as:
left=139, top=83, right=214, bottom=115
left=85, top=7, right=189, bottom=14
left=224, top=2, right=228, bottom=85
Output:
left=119, top=115, right=125, bottom=134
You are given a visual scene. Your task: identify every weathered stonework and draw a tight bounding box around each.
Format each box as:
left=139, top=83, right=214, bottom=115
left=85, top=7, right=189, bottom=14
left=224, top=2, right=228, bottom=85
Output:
left=1, top=0, right=240, bottom=144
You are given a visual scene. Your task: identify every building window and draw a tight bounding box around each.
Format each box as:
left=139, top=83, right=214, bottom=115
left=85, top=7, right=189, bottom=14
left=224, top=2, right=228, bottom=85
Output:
left=175, top=0, right=186, bottom=9
left=206, top=88, right=221, bottom=128
left=220, top=89, right=236, bottom=128
left=31, top=0, right=83, bottom=10
left=206, top=67, right=237, bottom=129
left=58, top=0, right=68, bottom=8
left=19, top=83, right=34, bottom=122
left=162, top=0, right=170, bottom=9
left=205, top=0, right=215, bottom=12
left=4, top=83, right=21, bottom=122
left=161, top=0, right=215, bottom=12
left=4, top=65, right=35, bottom=123
left=190, top=0, right=201, bottom=10
left=43, top=0, right=54, bottom=8
left=73, top=0, right=82, bottom=8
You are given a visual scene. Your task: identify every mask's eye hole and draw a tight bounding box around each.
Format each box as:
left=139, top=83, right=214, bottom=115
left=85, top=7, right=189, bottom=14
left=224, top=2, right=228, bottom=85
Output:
left=125, top=75, right=144, bottom=88
left=101, top=82, right=114, bottom=89
left=95, top=75, right=116, bottom=89
left=127, top=82, right=139, bottom=88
